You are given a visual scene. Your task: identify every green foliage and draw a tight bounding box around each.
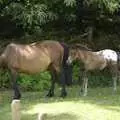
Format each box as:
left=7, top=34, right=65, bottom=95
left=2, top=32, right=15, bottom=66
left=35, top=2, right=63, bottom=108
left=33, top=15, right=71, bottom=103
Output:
left=0, top=70, right=51, bottom=91
left=18, top=72, right=51, bottom=91
left=0, top=0, right=119, bottom=34
left=90, top=0, right=120, bottom=13
left=3, top=3, right=57, bottom=32
left=64, top=0, right=76, bottom=7
left=0, top=70, right=10, bottom=89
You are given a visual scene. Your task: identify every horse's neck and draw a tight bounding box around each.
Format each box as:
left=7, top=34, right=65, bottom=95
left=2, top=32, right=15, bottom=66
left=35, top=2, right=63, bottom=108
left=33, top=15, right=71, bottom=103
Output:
left=78, top=50, right=91, bottom=61
left=79, top=50, right=100, bottom=63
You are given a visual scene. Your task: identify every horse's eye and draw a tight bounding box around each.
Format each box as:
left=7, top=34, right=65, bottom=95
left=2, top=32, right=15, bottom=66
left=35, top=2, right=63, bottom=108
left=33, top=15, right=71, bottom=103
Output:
left=71, top=52, right=74, bottom=56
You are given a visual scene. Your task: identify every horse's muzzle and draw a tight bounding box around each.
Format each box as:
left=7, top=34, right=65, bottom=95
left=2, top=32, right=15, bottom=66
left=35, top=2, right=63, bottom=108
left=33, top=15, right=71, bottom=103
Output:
left=66, top=57, right=72, bottom=65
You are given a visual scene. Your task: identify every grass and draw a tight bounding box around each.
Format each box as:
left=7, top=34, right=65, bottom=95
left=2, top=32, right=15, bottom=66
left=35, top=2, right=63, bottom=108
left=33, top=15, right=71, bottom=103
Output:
left=1, top=86, right=120, bottom=120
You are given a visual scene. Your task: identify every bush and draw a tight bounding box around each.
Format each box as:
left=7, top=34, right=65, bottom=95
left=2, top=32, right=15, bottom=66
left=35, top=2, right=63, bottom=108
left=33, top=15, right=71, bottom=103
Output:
left=0, top=70, right=51, bottom=91
left=0, top=69, right=10, bottom=89
left=18, top=72, right=51, bottom=91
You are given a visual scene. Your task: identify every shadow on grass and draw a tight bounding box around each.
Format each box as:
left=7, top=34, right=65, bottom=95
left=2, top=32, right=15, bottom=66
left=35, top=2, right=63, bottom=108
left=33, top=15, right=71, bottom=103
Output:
left=22, top=113, right=37, bottom=120
left=20, top=86, right=120, bottom=112
left=45, top=113, right=79, bottom=120
left=22, top=112, right=78, bottom=120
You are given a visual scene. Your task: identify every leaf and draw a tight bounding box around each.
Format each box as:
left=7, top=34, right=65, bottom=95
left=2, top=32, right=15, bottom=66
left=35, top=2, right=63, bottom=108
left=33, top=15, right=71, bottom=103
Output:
left=64, top=0, right=76, bottom=7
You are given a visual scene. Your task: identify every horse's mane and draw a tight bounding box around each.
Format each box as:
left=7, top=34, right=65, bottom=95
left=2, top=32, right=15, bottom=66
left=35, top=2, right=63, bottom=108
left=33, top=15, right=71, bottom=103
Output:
left=70, top=44, right=92, bottom=51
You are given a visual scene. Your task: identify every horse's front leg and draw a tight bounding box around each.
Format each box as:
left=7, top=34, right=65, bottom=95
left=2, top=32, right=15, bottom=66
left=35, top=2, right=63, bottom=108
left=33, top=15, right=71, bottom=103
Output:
left=81, top=71, right=88, bottom=96
left=10, top=69, right=21, bottom=100
left=60, top=67, right=67, bottom=98
left=46, top=70, right=56, bottom=97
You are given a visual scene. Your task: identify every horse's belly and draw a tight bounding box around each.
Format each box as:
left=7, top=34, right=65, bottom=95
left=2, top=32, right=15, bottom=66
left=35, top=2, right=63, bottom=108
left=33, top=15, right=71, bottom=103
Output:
left=85, top=59, right=106, bottom=71
left=23, top=62, right=48, bottom=73
left=9, top=54, right=51, bottom=74
left=22, top=58, right=50, bottom=73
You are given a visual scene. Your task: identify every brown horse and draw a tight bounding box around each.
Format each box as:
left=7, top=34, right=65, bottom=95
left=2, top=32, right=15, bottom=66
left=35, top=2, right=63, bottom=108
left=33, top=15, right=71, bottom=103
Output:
left=67, top=44, right=120, bottom=96
left=0, top=40, right=71, bottom=99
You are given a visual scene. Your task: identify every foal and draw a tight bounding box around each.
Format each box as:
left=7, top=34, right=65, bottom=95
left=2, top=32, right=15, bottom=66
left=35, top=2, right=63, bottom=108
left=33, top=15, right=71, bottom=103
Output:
left=67, top=44, right=120, bottom=96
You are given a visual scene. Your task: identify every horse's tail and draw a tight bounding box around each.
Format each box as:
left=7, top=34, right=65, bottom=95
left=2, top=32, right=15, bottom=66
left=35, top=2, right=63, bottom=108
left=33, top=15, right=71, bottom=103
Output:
left=117, top=52, right=120, bottom=70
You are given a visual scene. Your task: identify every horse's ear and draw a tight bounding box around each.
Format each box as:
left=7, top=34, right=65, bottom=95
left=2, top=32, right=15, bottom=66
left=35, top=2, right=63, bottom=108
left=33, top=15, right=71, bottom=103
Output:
left=69, top=44, right=77, bottom=49
left=74, top=44, right=92, bottom=51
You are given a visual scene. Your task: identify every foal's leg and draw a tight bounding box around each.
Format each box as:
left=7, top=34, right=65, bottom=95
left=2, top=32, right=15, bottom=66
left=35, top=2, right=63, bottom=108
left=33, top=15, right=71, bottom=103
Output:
left=113, top=76, right=117, bottom=92
left=10, top=69, right=21, bottom=100
left=46, top=70, right=56, bottom=97
left=111, top=66, right=118, bottom=92
left=81, top=71, right=88, bottom=96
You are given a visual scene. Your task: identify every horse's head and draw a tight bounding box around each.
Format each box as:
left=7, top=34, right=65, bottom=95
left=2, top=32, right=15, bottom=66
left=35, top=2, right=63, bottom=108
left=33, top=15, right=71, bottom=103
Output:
left=67, top=46, right=80, bottom=64
left=67, top=44, right=91, bottom=64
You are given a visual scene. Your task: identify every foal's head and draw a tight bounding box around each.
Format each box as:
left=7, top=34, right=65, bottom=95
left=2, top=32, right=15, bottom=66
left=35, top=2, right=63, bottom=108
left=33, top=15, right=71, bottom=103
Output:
left=67, top=44, right=91, bottom=64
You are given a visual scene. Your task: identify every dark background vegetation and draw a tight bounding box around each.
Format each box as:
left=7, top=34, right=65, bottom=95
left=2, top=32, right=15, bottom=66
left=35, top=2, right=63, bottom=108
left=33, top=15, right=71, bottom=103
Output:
left=0, top=0, right=120, bottom=91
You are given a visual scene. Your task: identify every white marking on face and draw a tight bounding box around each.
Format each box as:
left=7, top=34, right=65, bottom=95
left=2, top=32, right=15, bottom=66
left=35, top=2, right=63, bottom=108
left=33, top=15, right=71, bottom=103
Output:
left=67, top=56, right=73, bottom=64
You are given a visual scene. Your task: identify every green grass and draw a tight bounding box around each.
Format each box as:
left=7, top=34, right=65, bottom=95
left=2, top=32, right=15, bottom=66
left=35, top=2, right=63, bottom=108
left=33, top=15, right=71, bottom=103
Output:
left=1, top=86, right=120, bottom=120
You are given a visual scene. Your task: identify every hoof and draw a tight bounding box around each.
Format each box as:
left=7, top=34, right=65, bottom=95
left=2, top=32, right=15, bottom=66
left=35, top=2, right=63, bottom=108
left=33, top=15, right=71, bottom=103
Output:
left=112, top=90, right=117, bottom=95
left=80, top=88, right=83, bottom=93
left=79, top=89, right=83, bottom=96
left=60, top=92, right=67, bottom=98
left=83, top=93, right=87, bottom=97
left=46, top=92, right=54, bottom=97
left=13, top=94, right=21, bottom=100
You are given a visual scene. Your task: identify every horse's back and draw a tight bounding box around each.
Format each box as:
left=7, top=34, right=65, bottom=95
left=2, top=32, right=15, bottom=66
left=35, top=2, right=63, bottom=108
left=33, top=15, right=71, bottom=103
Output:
left=40, top=40, right=64, bottom=64
left=97, top=49, right=117, bottom=63
left=3, top=41, right=63, bottom=73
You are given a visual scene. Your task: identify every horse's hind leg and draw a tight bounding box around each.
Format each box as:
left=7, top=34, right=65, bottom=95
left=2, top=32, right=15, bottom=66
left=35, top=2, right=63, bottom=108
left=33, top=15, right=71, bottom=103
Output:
left=111, top=66, right=118, bottom=92
left=113, top=76, right=117, bottom=92
left=112, top=70, right=117, bottom=92
left=46, top=70, right=56, bottom=97
left=10, top=69, right=21, bottom=100
left=84, top=76, right=88, bottom=96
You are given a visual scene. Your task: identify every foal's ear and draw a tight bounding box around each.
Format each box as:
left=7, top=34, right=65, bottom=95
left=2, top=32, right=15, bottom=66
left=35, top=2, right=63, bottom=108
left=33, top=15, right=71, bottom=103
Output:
left=69, top=44, right=78, bottom=49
